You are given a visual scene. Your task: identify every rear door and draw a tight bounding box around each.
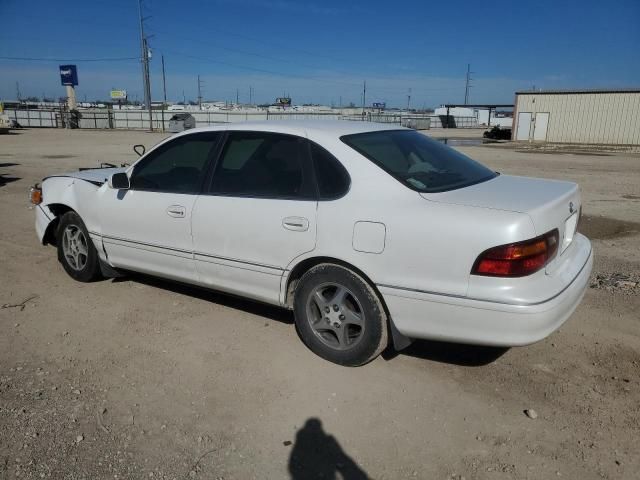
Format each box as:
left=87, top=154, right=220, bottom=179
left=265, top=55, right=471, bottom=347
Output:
left=99, top=132, right=222, bottom=282
left=191, top=131, right=318, bottom=304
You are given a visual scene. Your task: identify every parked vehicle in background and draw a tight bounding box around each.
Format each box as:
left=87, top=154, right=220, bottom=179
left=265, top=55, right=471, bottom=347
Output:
left=484, top=125, right=512, bottom=140
left=167, top=113, right=196, bottom=132
left=31, top=121, right=592, bottom=366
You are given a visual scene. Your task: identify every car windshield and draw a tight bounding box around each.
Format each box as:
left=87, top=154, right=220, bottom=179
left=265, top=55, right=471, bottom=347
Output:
left=341, top=129, right=498, bottom=193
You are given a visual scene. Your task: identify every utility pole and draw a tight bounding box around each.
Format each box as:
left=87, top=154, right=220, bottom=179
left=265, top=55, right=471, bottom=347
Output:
left=249, top=86, right=253, bottom=105
left=138, top=0, right=153, bottom=131
left=161, top=54, right=167, bottom=131
left=362, top=80, right=366, bottom=117
left=407, top=87, right=411, bottom=112
left=197, top=75, right=203, bottom=110
left=236, top=88, right=239, bottom=105
left=464, top=63, right=474, bottom=105
left=16, top=81, right=21, bottom=101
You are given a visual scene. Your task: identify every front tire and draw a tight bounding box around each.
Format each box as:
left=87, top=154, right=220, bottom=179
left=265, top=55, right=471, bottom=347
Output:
left=56, top=211, right=101, bottom=282
left=293, top=264, right=388, bottom=366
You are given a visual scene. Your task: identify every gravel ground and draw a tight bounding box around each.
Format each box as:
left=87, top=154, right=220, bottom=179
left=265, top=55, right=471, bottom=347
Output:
left=0, top=128, right=639, bottom=480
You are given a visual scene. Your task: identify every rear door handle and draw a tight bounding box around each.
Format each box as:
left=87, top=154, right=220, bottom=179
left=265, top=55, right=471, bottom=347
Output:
left=166, top=205, right=186, bottom=218
left=282, top=216, right=309, bottom=231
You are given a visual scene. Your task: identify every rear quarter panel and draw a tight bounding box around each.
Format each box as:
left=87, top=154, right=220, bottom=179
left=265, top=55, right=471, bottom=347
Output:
left=293, top=132, right=537, bottom=299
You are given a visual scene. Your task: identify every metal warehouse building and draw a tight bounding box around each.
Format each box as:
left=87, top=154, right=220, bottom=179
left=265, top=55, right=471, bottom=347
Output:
left=513, top=89, right=640, bottom=146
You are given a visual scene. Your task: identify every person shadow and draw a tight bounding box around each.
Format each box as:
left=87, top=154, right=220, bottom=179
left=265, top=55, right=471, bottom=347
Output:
left=288, top=418, right=369, bottom=480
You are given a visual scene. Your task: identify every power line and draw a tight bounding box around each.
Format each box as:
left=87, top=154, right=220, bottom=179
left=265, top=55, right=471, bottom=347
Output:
left=0, top=56, right=139, bottom=62
left=152, top=28, right=453, bottom=92
left=163, top=49, right=461, bottom=97
left=162, top=49, right=362, bottom=88
left=182, top=26, right=367, bottom=67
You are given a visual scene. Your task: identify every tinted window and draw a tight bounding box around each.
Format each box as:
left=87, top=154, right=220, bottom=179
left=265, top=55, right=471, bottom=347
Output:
left=341, top=130, right=497, bottom=193
left=131, top=133, right=220, bottom=193
left=210, top=132, right=314, bottom=199
left=310, top=142, right=350, bottom=199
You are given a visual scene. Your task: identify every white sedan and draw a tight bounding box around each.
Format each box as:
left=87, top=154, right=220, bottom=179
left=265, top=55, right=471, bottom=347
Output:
left=32, top=121, right=593, bottom=366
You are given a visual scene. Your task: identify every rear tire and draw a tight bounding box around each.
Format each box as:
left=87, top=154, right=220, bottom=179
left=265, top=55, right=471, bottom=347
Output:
left=56, top=211, right=101, bottom=282
left=293, top=264, right=388, bottom=366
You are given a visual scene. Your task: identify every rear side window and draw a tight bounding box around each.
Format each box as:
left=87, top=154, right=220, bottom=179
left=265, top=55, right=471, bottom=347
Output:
left=309, top=142, right=350, bottom=199
left=210, top=131, right=315, bottom=199
left=131, top=132, right=221, bottom=193
left=341, top=130, right=497, bottom=193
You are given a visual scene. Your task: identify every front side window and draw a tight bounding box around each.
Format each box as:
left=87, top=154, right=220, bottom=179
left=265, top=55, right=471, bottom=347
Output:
left=341, top=130, right=497, bottom=193
left=210, top=131, right=314, bottom=199
left=130, top=132, right=221, bottom=193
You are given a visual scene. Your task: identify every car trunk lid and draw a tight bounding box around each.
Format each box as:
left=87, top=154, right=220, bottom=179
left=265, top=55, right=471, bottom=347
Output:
left=420, top=174, right=581, bottom=271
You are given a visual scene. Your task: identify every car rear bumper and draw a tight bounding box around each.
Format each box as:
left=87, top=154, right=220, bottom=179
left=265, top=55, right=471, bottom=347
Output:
left=379, top=240, right=593, bottom=347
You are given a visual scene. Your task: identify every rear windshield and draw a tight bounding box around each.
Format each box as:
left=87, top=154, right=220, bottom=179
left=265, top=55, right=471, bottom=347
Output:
left=341, top=129, right=497, bottom=193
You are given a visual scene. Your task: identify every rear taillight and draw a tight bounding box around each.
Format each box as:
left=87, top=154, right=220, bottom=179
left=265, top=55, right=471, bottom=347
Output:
left=471, top=229, right=559, bottom=277
left=30, top=184, right=42, bottom=205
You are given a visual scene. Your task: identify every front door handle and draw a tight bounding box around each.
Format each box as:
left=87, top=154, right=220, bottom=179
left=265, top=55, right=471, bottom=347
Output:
left=282, top=216, right=309, bottom=232
left=166, top=205, right=186, bottom=218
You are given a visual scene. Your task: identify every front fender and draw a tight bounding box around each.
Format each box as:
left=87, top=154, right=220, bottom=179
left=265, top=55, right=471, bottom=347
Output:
left=35, top=203, right=56, bottom=245
left=36, top=177, right=108, bottom=263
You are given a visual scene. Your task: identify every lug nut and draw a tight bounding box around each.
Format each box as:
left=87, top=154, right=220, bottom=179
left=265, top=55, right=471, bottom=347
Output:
left=333, top=304, right=339, bottom=311
left=339, top=314, right=345, bottom=321
left=324, top=306, right=330, bottom=313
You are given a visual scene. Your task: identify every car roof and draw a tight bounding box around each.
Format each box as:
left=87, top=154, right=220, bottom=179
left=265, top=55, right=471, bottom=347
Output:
left=176, top=119, right=406, bottom=139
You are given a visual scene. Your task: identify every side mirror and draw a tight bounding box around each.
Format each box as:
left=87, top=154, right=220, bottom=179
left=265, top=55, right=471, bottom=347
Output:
left=109, top=172, right=130, bottom=190
left=133, top=144, right=146, bottom=157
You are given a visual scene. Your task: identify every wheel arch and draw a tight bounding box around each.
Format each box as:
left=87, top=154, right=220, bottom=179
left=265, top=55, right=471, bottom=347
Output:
left=41, top=203, right=76, bottom=245
left=283, top=256, right=412, bottom=350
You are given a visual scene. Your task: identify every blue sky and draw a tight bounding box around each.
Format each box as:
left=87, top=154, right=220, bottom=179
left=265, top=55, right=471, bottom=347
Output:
left=1, top=0, right=638, bottom=107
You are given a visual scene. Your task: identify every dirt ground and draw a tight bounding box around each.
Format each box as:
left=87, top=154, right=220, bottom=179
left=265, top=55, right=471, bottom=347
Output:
left=1, top=128, right=639, bottom=480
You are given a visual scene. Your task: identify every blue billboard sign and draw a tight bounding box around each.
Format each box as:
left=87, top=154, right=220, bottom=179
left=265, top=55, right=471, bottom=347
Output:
left=59, top=65, right=78, bottom=86
left=373, top=102, right=386, bottom=109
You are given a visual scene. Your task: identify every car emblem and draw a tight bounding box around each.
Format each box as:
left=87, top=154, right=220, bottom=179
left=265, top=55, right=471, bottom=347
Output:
left=569, top=202, right=575, bottom=214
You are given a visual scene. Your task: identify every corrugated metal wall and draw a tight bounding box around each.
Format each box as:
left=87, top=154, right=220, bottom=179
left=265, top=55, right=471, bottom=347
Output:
left=514, top=92, right=640, bottom=145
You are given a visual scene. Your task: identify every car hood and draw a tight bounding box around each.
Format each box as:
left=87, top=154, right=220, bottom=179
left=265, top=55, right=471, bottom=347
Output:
left=45, top=167, right=126, bottom=186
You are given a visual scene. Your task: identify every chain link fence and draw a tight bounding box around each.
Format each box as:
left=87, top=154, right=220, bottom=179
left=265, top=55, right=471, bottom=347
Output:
left=4, top=108, right=478, bottom=130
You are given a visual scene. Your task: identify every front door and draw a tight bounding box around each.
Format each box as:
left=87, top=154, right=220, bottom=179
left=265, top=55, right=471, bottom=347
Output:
left=99, top=132, right=222, bottom=282
left=191, top=131, right=317, bottom=304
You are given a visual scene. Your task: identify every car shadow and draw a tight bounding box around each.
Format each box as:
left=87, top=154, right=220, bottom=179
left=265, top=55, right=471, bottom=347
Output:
left=112, top=273, right=507, bottom=366
left=0, top=174, right=21, bottom=187
left=112, top=272, right=294, bottom=325
left=0, top=163, right=19, bottom=168
left=288, top=418, right=369, bottom=480
left=383, top=339, right=509, bottom=366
